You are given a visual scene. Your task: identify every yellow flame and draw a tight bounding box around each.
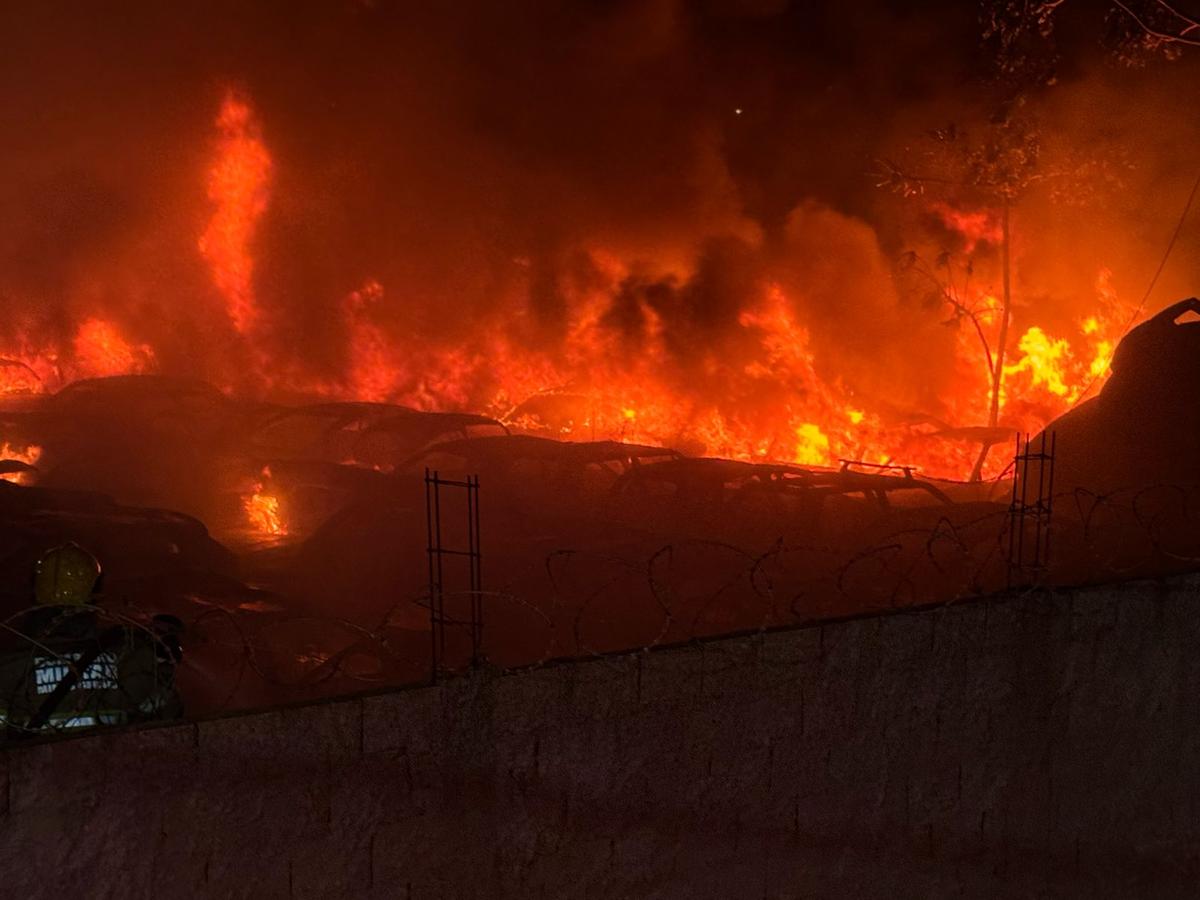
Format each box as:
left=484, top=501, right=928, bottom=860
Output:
left=1088, top=340, right=1114, bottom=380
left=244, top=486, right=286, bottom=535
left=1004, top=326, right=1073, bottom=398
left=794, top=422, right=831, bottom=467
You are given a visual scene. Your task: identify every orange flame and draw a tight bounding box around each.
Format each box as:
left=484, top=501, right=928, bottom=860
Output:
left=311, top=265, right=1130, bottom=481
left=931, top=203, right=1003, bottom=252
left=243, top=466, right=287, bottom=536
left=199, top=92, right=272, bottom=335
left=0, top=442, right=42, bottom=485
left=0, top=360, right=48, bottom=395
left=73, top=319, right=154, bottom=378
left=0, top=94, right=1142, bottom=488
left=178, top=97, right=1137, bottom=482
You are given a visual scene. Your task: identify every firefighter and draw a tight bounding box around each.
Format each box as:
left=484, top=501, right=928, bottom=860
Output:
left=0, top=543, right=184, bottom=738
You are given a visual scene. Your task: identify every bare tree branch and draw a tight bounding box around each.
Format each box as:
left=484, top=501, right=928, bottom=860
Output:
left=1152, top=0, right=1200, bottom=33
left=1112, top=0, right=1200, bottom=45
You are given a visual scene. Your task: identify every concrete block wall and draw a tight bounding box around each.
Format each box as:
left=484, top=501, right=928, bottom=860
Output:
left=2, top=576, right=1200, bottom=898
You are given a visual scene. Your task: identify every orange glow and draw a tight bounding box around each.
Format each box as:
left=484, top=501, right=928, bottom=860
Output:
left=199, top=92, right=272, bottom=334
left=302, top=266, right=1130, bottom=481
left=341, top=280, right=415, bottom=403
left=72, top=319, right=154, bottom=378
left=931, top=203, right=1002, bottom=252
left=0, top=327, right=59, bottom=395
left=175, top=131, right=1124, bottom=486
left=0, top=442, right=42, bottom=485
left=0, top=318, right=157, bottom=395
left=243, top=466, right=287, bottom=536
left=0, top=93, right=1146, bottom=487
left=0, top=359, right=48, bottom=395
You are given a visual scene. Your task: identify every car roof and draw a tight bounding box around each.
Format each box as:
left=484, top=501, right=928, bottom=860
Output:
left=406, top=435, right=680, bottom=467
left=363, top=410, right=505, bottom=433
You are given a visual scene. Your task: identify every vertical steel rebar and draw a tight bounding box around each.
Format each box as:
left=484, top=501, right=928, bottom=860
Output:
left=466, top=474, right=481, bottom=666
left=436, top=472, right=446, bottom=672
left=466, top=474, right=474, bottom=665
left=1015, top=434, right=1030, bottom=577
left=1044, top=431, right=1056, bottom=570
left=424, top=470, right=483, bottom=677
left=1007, top=432, right=1020, bottom=585
left=425, top=468, right=437, bottom=683
left=473, top=475, right=483, bottom=663
left=1033, top=431, right=1048, bottom=568
left=1006, top=431, right=1056, bottom=586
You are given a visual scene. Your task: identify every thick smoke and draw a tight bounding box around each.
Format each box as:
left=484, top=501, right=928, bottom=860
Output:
left=1, top=1, right=1198, bottom=456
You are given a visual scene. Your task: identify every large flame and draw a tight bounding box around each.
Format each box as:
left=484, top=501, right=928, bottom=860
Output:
left=0, top=318, right=155, bottom=395
left=0, top=93, right=1139, bottom=484
left=318, top=265, right=1124, bottom=479
left=198, top=92, right=272, bottom=336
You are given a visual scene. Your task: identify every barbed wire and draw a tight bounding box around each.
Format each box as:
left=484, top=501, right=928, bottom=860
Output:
left=0, top=605, right=181, bottom=738
left=5, top=480, right=1200, bottom=738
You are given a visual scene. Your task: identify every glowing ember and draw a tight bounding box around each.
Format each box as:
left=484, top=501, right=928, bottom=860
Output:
left=199, top=92, right=272, bottom=335
left=243, top=467, right=287, bottom=536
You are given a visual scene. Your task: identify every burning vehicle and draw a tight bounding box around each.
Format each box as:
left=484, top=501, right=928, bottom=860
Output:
left=229, top=405, right=509, bottom=542
left=400, top=435, right=681, bottom=496
left=0, top=376, right=251, bottom=526
left=245, top=401, right=507, bottom=466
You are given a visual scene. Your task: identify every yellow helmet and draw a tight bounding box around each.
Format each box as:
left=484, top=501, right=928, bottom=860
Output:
left=35, top=543, right=101, bottom=606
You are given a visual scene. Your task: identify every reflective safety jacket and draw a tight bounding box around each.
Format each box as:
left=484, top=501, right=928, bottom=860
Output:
left=0, top=607, right=182, bottom=737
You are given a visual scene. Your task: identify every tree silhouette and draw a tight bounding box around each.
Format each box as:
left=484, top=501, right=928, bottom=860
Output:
left=875, top=105, right=1043, bottom=480
left=984, top=0, right=1200, bottom=72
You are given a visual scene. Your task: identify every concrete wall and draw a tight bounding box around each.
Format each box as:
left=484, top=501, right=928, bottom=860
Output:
left=3, top=576, right=1200, bottom=898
